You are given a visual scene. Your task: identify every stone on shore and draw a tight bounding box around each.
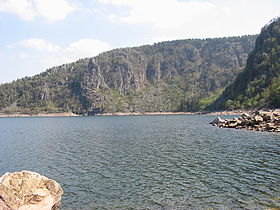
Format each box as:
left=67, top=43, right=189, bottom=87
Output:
left=210, top=117, right=225, bottom=125
left=254, top=115, right=263, bottom=123
left=210, top=110, right=280, bottom=132
left=241, top=112, right=251, bottom=119
left=0, top=171, right=63, bottom=210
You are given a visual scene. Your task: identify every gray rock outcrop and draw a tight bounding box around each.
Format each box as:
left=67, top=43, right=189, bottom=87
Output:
left=0, top=171, right=63, bottom=210
left=210, top=110, right=280, bottom=132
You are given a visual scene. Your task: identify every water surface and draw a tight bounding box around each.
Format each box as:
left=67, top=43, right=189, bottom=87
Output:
left=0, top=115, right=279, bottom=209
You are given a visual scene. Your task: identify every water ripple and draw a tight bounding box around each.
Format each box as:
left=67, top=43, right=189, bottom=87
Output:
left=0, top=115, right=279, bottom=209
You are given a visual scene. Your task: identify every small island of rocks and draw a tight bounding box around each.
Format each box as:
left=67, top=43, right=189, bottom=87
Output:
left=210, top=110, right=280, bottom=132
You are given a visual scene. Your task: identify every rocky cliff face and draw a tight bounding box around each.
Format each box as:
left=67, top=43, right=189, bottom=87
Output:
left=211, top=18, right=280, bottom=110
left=0, top=35, right=257, bottom=115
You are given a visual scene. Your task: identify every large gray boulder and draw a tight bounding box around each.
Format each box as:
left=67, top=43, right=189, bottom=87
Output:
left=0, top=171, right=63, bottom=210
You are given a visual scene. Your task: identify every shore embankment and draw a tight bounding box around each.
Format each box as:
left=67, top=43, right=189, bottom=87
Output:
left=95, top=112, right=194, bottom=116
left=0, top=110, right=277, bottom=118
left=0, top=111, right=194, bottom=117
left=0, top=112, right=80, bottom=118
left=0, top=110, right=249, bottom=118
left=210, top=110, right=280, bottom=132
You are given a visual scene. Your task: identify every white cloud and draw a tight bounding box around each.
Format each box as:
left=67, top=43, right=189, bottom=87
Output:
left=19, top=38, right=61, bottom=53
left=33, top=0, right=76, bottom=22
left=0, top=0, right=35, bottom=20
left=5, top=38, right=112, bottom=79
left=96, top=0, right=280, bottom=41
left=65, top=39, right=112, bottom=59
left=0, top=0, right=76, bottom=21
left=96, top=0, right=228, bottom=28
left=8, top=38, right=112, bottom=58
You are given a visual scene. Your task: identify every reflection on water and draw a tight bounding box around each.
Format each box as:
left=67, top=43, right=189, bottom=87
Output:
left=0, top=115, right=279, bottom=209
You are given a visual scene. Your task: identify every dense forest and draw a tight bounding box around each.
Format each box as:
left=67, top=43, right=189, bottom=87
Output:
left=211, top=17, right=280, bottom=110
left=0, top=35, right=257, bottom=115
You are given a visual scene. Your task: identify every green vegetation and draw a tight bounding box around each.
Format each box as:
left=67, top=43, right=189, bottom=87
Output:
left=211, top=17, right=280, bottom=110
left=0, top=35, right=257, bottom=115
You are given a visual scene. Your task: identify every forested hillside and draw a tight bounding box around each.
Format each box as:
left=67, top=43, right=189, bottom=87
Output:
left=0, top=35, right=257, bottom=115
left=211, top=18, right=280, bottom=110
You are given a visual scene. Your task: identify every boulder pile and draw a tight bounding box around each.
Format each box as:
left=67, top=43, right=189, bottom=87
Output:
left=0, top=171, right=63, bottom=210
left=210, top=110, right=280, bottom=132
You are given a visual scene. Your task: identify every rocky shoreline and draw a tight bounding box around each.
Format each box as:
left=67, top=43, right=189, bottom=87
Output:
left=0, top=110, right=253, bottom=118
left=0, top=110, right=279, bottom=118
left=210, top=110, right=280, bottom=132
left=95, top=111, right=194, bottom=116
left=0, top=112, right=80, bottom=118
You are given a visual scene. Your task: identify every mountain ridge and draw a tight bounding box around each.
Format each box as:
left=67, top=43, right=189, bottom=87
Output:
left=0, top=35, right=257, bottom=115
left=210, top=17, right=280, bottom=110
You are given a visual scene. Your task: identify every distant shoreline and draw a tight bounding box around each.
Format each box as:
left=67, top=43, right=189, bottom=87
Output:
left=0, top=112, right=80, bottom=118
left=0, top=110, right=247, bottom=118
left=96, top=110, right=245, bottom=116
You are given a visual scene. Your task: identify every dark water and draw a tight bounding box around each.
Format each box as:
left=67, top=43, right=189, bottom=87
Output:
left=0, top=115, right=279, bottom=209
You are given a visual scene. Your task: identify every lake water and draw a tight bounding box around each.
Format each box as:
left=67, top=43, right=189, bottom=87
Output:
left=0, top=115, right=279, bottom=209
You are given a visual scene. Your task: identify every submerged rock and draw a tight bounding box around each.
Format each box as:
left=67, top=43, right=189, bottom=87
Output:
left=210, top=110, right=280, bottom=132
left=0, top=171, right=63, bottom=210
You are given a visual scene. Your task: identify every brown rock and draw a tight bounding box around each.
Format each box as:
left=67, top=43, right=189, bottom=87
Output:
left=241, top=112, right=251, bottom=119
left=266, top=123, right=276, bottom=130
left=254, top=115, right=263, bottom=123
left=258, top=111, right=270, bottom=116
left=228, top=122, right=238, bottom=128
left=210, top=117, right=225, bottom=124
left=236, top=120, right=242, bottom=125
left=262, top=113, right=274, bottom=121
left=0, top=171, right=63, bottom=210
left=241, top=119, right=251, bottom=126
left=273, top=112, right=280, bottom=117
left=227, top=118, right=237, bottom=123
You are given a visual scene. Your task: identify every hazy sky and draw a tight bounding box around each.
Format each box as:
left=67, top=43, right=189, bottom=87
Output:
left=0, top=0, right=280, bottom=83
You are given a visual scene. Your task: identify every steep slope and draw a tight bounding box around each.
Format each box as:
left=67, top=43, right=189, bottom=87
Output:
left=0, top=36, right=257, bottom=115
left=211, top=18, right=280, bottom=110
